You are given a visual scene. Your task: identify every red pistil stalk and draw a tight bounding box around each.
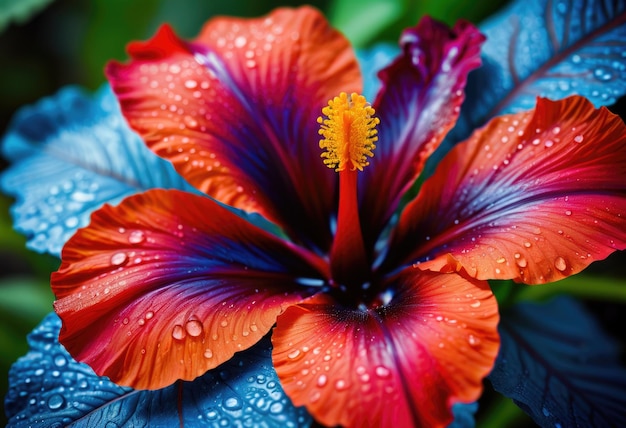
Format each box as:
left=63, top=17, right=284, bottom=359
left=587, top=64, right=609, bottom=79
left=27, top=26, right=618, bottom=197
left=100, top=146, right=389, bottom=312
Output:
left=317, top=92, right=379, bottom=287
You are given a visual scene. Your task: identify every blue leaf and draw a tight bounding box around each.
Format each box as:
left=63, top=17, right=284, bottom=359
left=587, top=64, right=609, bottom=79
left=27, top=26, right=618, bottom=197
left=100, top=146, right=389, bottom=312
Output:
left=5, top=313, right=312, bottom=427
left=356, top=43, right=400, bottom=102
left=448, top=402, right=478, bottom=428
left=455, top=0, right=626, bottom=140
left=0, top=85, right=196, bottom=256
left=488, top=296, right=626, bottom=427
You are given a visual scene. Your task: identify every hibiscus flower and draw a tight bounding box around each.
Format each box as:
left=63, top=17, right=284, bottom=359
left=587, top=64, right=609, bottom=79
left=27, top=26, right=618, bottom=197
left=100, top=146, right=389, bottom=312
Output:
left=47, top=6, right=626, bottom=428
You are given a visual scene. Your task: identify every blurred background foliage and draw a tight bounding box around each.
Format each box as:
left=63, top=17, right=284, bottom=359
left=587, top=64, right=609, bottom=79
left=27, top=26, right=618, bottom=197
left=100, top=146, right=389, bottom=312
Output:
left=2, top=0, right=624, bottom=426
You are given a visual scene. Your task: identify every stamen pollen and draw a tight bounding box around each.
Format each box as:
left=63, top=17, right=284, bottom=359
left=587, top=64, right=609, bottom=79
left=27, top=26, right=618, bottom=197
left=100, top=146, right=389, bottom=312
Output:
left=318, top=92, right=379, bottom=172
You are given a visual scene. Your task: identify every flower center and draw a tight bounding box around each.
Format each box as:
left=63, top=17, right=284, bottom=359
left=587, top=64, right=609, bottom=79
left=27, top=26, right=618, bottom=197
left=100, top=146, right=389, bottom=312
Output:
left=318, top=92, right=379, bottom=292
left=318, top=92, right=379, bottom=171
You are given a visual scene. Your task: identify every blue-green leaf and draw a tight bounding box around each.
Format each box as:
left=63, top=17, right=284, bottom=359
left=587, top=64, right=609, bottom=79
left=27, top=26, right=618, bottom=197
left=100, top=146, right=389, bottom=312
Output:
left=455, top=0, right=626, bottom=140
left=489, top=296, right=626, bottom=427
left=0, top=0, right=54, bottom=32
left=5, top=313, right=312, bottom=427
left=0, top=85, right=196, bottom=256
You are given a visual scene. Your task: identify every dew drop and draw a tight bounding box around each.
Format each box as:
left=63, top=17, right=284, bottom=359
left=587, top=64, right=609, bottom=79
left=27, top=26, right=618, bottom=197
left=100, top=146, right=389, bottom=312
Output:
left=270, top=402, right=284, bottom=414
left=110, top=252, right=128, bottom=266
left=204, top=348, right=213, bottom=359
left=316, top=374, right=328, bottom=387
left=375, top=366, right=391, bottom=378
left=468, top=334, right=481, bottom=347
left=334, top=379, right=348, bottom=391
left=524, top=242, right=532, bottom=248
left=145, top=311, right=154, bottom=320
left=184, top=79, right=198, bottom=89
left=249, top=324, right=258, bottom=332
left=234, top=36, right=247, bottom=48
left=574, top=134, right=584, bottom=143
left=128, top=230, right=146, bottom=244
left=172, top=324, right=186, bottom=340
left=565, top=210, right=572, bottom=216
left=469, top=300, right=481, bottom=308
left=288, top=349, right=301, bottom=360
left=220, top=319, right=229, bottom=328
left=516, top=257, right=528, bottom=268
left=185, top=319, right=204, bottom=337
left=309, top=390, right=321, bottom=403
left=53, top=354, right=67, bottom=367
left=65, top=217, right=79, bottom=228
left=223, top=396, right=242, bottom=410
left=554, top=257, right=567, bottom=271
left=47, top=394, right=65, bottom=410
left=496, top=257, right=506, bottom=264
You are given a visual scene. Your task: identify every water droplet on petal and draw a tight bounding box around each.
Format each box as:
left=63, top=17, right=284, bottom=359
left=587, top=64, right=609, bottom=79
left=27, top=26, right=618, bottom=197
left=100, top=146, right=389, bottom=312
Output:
left=309, top=390, right=321, bottom=403
left=220, top=319, right=229, bottom=328
left=128, top=230, right=146, bottom=244
left=204, top=348, right=213, bottom=359
left=554, top=257, right=567, bottom=271
left=468, top=334, right=481, bottom=347
left=375, top=366, right=391, bottom=378
left=288, top=349, right=301, bottom=360
left=469, top=300, right=481, bottom=308
left=334, top=379, right=348, bottom=391
left=172, top=324, right=186, bottom=340
left=145, top=311, right=154, bottom=320
left=565, top=210, right=572, bottom=216
left=316, top=374, right=328, bottom=387
left=184, top=79, right=198, bottom=89
left=574, top=134, right=584, bottom=143
left=110, top=252, right=128, bottom=266
left=185, top=319, right=204, bottom=337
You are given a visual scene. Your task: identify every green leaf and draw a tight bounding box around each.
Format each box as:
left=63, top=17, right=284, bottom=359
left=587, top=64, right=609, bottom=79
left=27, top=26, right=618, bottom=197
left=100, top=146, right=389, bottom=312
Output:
left=328, top=0, right=404, bottom=47
left=513, top=275, right=626, bottom=304
left=0, top=0, right=55, bottom=32
left=409, top=0, right=506, bottom=27
left=0, top=278, right=54, bottom=321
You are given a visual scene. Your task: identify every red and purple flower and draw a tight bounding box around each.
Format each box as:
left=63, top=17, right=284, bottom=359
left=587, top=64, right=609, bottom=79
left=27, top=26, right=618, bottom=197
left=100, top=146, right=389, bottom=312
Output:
left=49, top=6, right=626, bottom=427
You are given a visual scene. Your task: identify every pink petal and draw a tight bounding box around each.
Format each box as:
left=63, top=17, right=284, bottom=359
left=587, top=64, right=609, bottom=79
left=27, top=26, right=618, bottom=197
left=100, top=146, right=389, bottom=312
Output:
left=359, top=17, right=484, bottom=249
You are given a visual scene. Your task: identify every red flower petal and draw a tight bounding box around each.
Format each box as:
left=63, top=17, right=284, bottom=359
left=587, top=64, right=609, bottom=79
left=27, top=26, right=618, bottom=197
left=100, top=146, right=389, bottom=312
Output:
left=52, top=189, right=324, bottom=390
left=359, top=17, right=484, bottom=250
left=388, top=96, right=626, bottom=284
left=272, top=269, right=499, bottom=428
left=106, top=6, right=361, bottom=251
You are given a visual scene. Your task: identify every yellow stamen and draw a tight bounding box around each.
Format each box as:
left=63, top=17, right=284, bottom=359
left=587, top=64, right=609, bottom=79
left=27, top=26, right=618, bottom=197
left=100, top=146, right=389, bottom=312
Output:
left=318, top=92, right=380, bottom=172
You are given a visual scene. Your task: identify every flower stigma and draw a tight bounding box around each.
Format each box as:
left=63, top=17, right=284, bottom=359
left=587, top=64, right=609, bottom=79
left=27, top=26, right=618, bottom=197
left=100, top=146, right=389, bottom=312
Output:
left=318, top=92, right=379, bottom=172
